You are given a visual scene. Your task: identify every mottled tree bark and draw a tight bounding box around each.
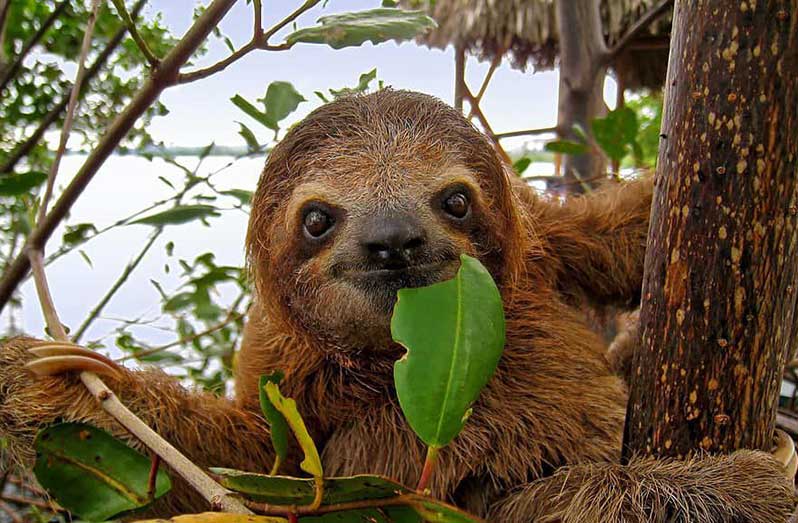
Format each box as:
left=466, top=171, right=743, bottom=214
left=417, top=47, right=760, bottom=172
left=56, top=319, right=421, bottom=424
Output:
left=555, top=0, right=608, bottom=194
left=624, top=0, right=798, bottom=459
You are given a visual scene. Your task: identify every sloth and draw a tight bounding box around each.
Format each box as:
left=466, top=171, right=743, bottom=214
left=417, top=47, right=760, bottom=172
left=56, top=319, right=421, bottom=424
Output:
left=1, top=89, right=795, bottom=522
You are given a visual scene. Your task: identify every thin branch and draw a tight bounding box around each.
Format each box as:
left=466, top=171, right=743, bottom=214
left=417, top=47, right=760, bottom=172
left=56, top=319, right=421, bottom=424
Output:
left=0, top=0, right=149, bottom=177
left=253, top=0, right=263, bottom=41
left=604, top=0, right=673, bottom=64
left=493, top=126, right=560, bottom=140
left=71, top=228, right=163, bottom=343
left=110, top=0, right=160, bottom=67
left=0, top=0, right=69, bottom=96
left=176, top=0, right=320, bottom=84
left=37, top=0, right=103, bottom=226
left=0, top=0, right=239, bottom=313
left=1, top=494, right=52, bottom=510
left=0, top=501, right=22, bottom=523
left=462, top=87, right=512, bottom=166
left=466, top=52, right=501, bottom=120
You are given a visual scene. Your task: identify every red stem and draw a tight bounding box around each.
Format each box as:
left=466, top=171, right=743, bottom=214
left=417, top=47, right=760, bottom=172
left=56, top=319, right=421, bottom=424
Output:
left=416, top=446, right=439, bottom=492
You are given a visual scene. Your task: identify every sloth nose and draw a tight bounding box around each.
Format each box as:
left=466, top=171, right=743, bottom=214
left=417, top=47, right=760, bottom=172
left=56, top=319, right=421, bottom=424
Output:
left=360, top=213, right=426, bottom=268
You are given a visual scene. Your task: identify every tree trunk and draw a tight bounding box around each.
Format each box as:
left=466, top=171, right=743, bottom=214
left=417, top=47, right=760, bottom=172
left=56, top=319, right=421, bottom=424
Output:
left=555, top=0, right=608, bottom=194
left=623, top=0, right=798, bottom=460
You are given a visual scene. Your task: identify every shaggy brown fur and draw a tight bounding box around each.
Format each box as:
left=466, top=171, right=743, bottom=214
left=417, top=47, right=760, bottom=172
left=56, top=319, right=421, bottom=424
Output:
left=1, top=90, right=794, bottom=522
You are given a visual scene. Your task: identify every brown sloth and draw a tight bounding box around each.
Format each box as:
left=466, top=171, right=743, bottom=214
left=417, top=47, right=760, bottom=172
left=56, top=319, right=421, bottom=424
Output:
left=1, top=89, right=795, bottom=522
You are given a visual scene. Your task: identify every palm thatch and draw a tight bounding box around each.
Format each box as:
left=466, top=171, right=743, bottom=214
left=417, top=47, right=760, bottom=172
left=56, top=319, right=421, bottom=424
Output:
left=403, top=0, right=672, bottom=90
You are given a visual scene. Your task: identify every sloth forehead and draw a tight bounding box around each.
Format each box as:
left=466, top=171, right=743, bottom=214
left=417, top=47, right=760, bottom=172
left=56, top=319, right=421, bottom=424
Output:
left=286, top=164, right=481, bottom=214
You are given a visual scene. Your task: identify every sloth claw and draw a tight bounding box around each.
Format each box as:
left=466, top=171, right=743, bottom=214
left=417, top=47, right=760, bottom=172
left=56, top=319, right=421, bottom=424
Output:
left=25, top=342, right=123, bottom=379
left=772, top=428, right=797, bottom=482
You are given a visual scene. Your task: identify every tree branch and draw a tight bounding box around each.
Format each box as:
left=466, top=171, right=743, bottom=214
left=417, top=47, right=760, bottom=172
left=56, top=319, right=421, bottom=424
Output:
left=0, top=0, right=149, bottom=177
left=175, top=0, right=320, bottom=84
left=110, top=0, right=160, bottom=67
left=493, top=126, right=560, bottom=140
left=604, top=0, right=673, bottom=64
left=0, top=0, right=69, bottom=96
left=0, top=0, right=239, bottom=313
left=37, top=0, right=103, bottom=226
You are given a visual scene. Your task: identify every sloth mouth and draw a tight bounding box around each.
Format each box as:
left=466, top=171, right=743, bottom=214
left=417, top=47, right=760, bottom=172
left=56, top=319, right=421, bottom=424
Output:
left=343, top=260, right=457, bottom=312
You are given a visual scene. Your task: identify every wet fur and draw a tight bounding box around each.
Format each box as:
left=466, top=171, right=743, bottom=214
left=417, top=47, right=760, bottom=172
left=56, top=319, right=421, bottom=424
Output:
left=1, top=90, right=794, bottom=521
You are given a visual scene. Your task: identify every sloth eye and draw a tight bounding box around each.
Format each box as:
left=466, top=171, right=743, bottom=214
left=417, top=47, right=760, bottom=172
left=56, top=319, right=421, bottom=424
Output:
left=443, top=191, right=470, bottom=219
left=303, top=208, right=334, bottom=239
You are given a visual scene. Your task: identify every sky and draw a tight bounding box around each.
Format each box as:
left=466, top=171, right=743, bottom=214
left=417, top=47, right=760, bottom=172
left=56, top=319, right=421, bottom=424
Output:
left=3, top=0, right=617, bottom=357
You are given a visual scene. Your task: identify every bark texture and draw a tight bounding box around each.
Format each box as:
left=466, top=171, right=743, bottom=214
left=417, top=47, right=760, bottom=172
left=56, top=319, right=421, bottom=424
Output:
left=624, top=0, right=798, bottom=458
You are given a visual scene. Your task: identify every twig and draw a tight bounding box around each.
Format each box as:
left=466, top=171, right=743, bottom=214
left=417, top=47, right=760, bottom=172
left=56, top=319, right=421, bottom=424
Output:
left=493, top=126, right=560, bottom=140
left=110, top=0, right=160, bottom=67
left=176, top=0, right=320, bottom=84
left=1, top=494, right=52, bottom=510
left=466, top=52, right=502, bottom=120
left=0, top=0, right=239, bottom=314
left=0, top=0, right=69, bottom=96
left=604, top=0, right=673, bottom=64
left=462, top=87, right=512, bottom=166
left=147, top=454, right=161, bottom=500
left=253, top=0, right=263, bottom=41
left=0, top=0, right=149, bottom=177
left=36, top=0, right=103, bottom=226
left=0, top=501, right=22, bottom=523
left=71, top=228, right=164, bottom=343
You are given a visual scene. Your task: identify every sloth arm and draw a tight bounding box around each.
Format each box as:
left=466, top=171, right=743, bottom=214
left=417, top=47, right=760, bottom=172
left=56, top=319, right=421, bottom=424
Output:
left=488, top=450, right=796, bottom=523
left=0, top=337, right=278, bottom=514
left=524, top=177, right=654, bottom=309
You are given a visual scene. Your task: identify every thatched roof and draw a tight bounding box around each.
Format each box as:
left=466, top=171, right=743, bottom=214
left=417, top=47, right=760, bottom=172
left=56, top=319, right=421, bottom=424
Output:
left=404, top=0, right=672, bottom=90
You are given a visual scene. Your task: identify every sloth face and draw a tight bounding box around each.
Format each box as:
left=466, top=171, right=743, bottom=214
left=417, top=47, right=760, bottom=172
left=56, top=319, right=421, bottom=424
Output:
left=247, top=90, right=519, bottom=351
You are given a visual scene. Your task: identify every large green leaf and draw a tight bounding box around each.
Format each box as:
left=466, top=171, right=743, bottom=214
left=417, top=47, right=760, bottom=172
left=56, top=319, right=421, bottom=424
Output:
left=259, top=373, right=290, bottom=474
left=264, top=381, right=323, bottom=479
left=34, top=423, right=171, bottom=521
left=0, top=171, right=47, bottom=195
left=544, top=140, right=589, bottom=156
left=591, top=106, right=639, bottom=161
left=286, top=9, right=437, bottom=49
left=130, top=205, right=221, bottom=226
left=392, top=254, right=505, bottom=448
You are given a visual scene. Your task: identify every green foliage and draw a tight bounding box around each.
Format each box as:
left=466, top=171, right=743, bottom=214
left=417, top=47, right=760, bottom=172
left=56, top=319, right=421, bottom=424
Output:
left=0, top=171, right=47, bottom=196
left=544, top=140, right=589, bottom=156
left=264, top=381, right=324, bottom=479
left=625, top=90, right=664, bottom=167
left=591, top=106, right=638, bottom=162
left=259, top=372, right=290, bottom=474
left=512, top=157, right=532, bottom=176
left=231, top=81, right=306, bottom=140
left=130, top=204, right=222, bottom=227
left=34, top=423, right=171, bottom=521
left=286, top=8, right=437, bottom=49
left=392, top=254, right=506, bottom=448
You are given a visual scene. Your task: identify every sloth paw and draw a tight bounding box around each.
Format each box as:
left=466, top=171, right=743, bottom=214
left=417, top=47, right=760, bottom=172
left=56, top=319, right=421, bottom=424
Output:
left=772, top=428, right=798, bottom=483
left=25, top=341, right=124, bottom=379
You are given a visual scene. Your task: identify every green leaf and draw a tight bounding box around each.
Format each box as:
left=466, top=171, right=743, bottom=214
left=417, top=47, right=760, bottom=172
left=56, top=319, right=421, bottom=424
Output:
left=259, top=81, right=306, bottom=126
left=136, top=514, right=287, bottom=523
left=259, top=373, right=289, bottom=474
left=221, top=189, right=254, bottom=206
left=264, top=382, right=323, bottom=479
left=0, top=171, right=47, bottom=196
left=392, top=254, right=505, bottom=448
left=211, top=471, right=483, bottom=522
left=131, top=205, right=221, bottom=226
left=34, top=423, right=171, bottom=521
left=237, top=122, right=260, bottom=151
left=591, top=106, right=638, bottom=161
left=329, top=68, right=377, bottom=98
left=544, top=140, right=589, bottom=155
left=62, top=223, right=97, bottom=246
left=231, top=94, right=276, bottom=130
left=512, top=157, right=532, bottom=175
left=211, top=469, right=410, bottom=505
left=286, top=8, right=437, bottom=50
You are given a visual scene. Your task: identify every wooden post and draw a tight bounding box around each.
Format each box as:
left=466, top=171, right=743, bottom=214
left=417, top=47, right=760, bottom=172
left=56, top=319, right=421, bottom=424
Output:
left=454, top=43, right=465, bottom=113
left=623, top=0, right=798, bottom=459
